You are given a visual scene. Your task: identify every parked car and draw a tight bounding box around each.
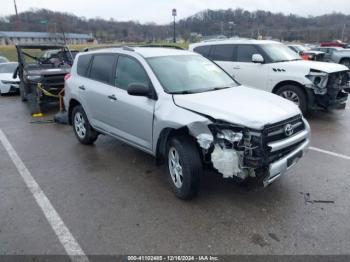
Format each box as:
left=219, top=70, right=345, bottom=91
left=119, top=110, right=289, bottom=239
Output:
left=190, top=40, right=350, bottom=115
left=15, top=44, right=73, bottom=114
left=313, top=46, right=350, bottom=68
left=321, top=41, right=348, bottom=48
left=0, top=62, right=20, bottom=95
left=65, top=46, right=310, bottom=199
left=287, top=44, right=325, bottom=61
left=0, top=56, right=9, bottom=63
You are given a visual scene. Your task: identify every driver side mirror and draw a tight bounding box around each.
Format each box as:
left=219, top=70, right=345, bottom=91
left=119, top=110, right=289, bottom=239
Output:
left=127, top=83, right=151, bottom=97
left=252, top=54, right=264, bottom=64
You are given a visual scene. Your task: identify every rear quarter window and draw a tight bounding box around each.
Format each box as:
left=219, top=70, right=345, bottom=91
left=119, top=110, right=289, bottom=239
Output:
left=89, top=54, right=117, bottom=84
left=77, top=54, right=92, bottom=77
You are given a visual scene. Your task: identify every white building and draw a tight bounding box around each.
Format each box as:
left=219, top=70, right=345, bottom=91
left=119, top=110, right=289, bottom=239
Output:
left=0, top=31, right=94, bottom=45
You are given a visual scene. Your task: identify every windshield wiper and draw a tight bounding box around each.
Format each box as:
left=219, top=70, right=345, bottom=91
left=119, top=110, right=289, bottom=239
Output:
left=171, top=90, right=198, bottom=94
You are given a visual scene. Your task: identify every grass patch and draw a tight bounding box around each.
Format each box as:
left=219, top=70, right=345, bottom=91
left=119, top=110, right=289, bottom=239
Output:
left=0, top=42, right=189, bottom=62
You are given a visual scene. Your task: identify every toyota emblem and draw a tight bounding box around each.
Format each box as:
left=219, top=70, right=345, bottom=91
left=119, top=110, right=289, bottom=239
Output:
left=284, top=124, right=294, bottom=137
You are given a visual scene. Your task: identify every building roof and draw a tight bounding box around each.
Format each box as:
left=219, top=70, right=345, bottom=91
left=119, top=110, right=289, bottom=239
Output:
left=0, top=31, right=92, bottom=39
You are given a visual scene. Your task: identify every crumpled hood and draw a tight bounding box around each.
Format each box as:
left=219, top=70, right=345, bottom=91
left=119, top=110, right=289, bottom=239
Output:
left=173, top=86, right=301, bottom=130
left=276, top=60, right=349, bottom=74
left=0, top=73, right=19, bottom=82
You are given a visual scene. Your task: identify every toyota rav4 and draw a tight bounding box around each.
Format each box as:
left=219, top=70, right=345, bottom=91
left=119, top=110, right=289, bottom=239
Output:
left=65, top=47, right=310, bottom=199
left=190, top=40, right=350, bottom=115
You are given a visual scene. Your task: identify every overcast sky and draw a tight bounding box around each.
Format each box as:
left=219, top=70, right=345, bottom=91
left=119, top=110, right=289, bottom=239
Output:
left=1, top=0, right=350, bottom=24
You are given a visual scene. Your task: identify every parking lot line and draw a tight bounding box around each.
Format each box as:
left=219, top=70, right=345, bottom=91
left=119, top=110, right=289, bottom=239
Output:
left=310, top=146, right=350, bottom=161
left=0, top=129, right=89, bottom=261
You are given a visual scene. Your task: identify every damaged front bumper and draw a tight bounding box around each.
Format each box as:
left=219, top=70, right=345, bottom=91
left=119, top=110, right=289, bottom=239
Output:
left=306, top=70, right=350, bottom=109
left=265, top=138, right=309, bottom=186
left=193, top=115, right=311, bottom=188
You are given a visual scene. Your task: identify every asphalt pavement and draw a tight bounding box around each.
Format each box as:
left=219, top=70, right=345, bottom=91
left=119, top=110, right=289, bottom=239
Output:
left=0, top=95, right=350, bottom=258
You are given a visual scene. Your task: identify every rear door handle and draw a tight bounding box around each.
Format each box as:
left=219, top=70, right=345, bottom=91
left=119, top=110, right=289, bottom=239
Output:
left=233, top=66, right=241, bottom=70
left=108, top=94, right=117, bottom=101
left=78, top=85, right=86, bottom=90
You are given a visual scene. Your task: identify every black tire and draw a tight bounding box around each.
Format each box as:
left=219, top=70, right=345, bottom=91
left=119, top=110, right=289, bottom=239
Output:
left=71, top=105, right=98, bottom=145
left=19, top=83, right=27, bottom=102
left=340, top=58, right=350, bottom=68
left=166, top=135, right=203, bottom=200
left=276, top=85, right=308, bottom=115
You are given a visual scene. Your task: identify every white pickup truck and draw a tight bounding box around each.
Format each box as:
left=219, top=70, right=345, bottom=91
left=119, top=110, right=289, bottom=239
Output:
left=190, top=40, right=350, bottom=114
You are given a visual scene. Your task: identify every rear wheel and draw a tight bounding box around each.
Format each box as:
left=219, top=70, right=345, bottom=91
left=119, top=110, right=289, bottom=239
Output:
left=72, top=105, right=98, bottom=145
left=166, top=135, right=203, bottom=200
left=276, top=85, right=308, bottom=115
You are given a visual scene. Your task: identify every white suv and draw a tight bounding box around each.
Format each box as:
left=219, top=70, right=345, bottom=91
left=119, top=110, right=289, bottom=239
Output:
left=65, top=46, right=310, bottom=199
left=190, top=40, right=350, bottom=114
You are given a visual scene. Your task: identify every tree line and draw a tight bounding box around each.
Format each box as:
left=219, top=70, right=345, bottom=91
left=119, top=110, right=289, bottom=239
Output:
left=0, top=8, right=349, bottom=43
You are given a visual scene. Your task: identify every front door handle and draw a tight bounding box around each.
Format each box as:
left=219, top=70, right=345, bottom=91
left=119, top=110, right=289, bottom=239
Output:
left=78, top=85, right=86, bottom=90
left=108, top=94, right=117, bottom=101
left=233, top=66, right=241, bottom=70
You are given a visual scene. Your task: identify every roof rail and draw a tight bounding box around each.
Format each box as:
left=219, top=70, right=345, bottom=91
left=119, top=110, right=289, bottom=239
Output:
left=140, top=44, right=184, bottom=50
left=83, top=45, right=136, bottom=52
left=83, top=44, right=184, bottom=52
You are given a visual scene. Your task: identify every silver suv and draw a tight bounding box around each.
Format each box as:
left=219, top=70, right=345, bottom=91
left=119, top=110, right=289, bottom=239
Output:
left=64, top=47, right=310, bottom=199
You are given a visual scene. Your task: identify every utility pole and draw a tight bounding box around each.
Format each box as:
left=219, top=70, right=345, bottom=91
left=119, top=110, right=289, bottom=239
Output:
left=341, top=24, right=346, bottom=42
left=14, top=0, right=20, bottom=31
left=172, top=8, right=177, bottom=43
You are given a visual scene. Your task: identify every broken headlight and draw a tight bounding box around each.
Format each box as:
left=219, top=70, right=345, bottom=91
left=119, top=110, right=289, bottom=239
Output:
left=210, top=125, right=244, bottom=150
left=306, top=69, right=328, bottom=95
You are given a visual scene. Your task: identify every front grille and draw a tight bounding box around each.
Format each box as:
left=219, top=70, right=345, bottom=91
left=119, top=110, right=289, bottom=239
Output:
left=263, top=115, right=306, bottom=164
left=41, top=74, right=65, bottom=88
left=327, top=71, right=350, bottom=89
left=264, top=115, right=305, bottom=144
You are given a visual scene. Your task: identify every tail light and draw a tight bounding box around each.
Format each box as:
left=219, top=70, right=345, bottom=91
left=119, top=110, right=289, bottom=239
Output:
left=64, top=73, right=72, bottom=81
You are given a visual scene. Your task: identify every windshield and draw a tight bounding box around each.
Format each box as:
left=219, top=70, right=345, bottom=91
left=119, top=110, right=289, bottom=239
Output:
left=293, top=45, right=309, bottom=53
left=19, top=47, right=73, bottom=67
left=0, top=63, right=18, bottom=74
left=147, top=55, right=238, bottom=94
left=262, top=44, right=302, bottom=63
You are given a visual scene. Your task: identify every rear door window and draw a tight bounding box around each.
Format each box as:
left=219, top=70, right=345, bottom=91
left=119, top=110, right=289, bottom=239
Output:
left=210, top=45, right=235, bottom=61
left=237, top=45, right=260, bottom=62
left=89, top=54, right=117, bottom=84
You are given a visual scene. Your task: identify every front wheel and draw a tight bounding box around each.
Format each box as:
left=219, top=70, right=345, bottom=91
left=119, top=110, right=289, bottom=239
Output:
left=276, top=85, right=308, bottom=115
left=72, top=105, right=98, bottom=145
left=166, top=135, right=203, bottom=200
